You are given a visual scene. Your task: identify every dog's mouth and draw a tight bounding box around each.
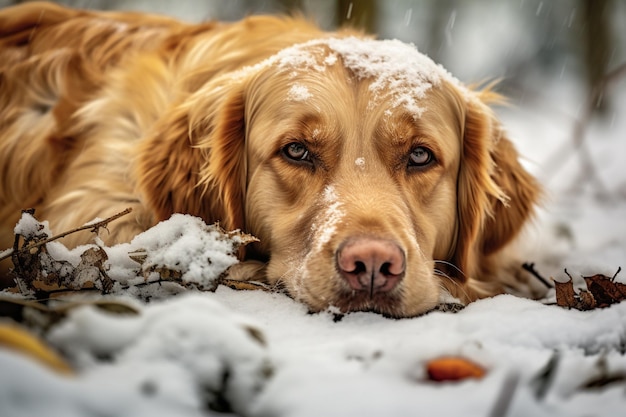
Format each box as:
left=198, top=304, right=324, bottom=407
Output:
left=330, top=288, right=408, bottom=318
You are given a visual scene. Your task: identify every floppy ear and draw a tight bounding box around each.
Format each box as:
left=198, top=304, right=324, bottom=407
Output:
left=450, top=93, right=540, bottom=292
left=136, top=82, right=247, bottom=231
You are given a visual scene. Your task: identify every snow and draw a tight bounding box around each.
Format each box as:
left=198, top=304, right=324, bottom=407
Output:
left=275, top=37, right=460, bottom=118
left=116, top=214, right=243, bottom=288
left=3, top=289, right=626, bottom=416
left=13, top=212, right=51, bottom=239
left=3, top=15, right=626, bottom=417
left=287, top=84, right=312, bottom=102
left=47, top=295, right=270, bottom=416
left=236, top=36, right=461, bottom=119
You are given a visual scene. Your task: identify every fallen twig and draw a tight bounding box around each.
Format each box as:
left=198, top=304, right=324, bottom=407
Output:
left=0, top=208, right=132, bottom=263
left=522, top=262, right=552, bottom=289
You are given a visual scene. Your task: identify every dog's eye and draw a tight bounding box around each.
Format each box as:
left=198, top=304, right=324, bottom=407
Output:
left=408, top=146, right=434, bottom=168
left=282, top=142, right=311, bottom=163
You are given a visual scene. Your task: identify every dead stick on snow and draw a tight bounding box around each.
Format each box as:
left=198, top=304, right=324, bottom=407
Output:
left=522, top=262, right=552, bottom=289
left=0, top=208, right=133, bottom=262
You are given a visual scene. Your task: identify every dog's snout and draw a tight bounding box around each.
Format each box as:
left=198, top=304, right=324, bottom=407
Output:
left=337, top=238, right=405, bottom=294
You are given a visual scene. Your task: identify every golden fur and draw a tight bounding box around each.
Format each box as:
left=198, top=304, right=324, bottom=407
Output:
left=0, top=2, right=542, bottom=317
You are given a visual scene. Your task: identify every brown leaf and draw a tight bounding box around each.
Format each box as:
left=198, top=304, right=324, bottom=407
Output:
left=583, top=270, right=626, bottom=308
left=554, top=268, right=624, bottom=311
left=553, top=277, right=577, bottom=309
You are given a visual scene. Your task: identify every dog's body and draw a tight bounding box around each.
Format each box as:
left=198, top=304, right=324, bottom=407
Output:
left=0, top=2, right=542, bottom=317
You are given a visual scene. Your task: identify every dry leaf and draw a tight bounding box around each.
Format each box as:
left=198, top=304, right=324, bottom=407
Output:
left=583, top=270, right=626, bottom=308
left=554, top=268, right=624, bottom=311
left=553, top=278, right=577, bottom=309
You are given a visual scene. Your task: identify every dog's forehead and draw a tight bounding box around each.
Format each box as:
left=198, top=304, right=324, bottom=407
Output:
left=269, top=37, right=468, bottom=118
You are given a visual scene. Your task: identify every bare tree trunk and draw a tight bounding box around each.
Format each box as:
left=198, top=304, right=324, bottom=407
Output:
left=337, top=0, right=377, bottom=33
left=276, top=0, right=304, bottom=14
left=582, top=0, right=613, bottom=114
left=425, top=0, right=455, bottom=64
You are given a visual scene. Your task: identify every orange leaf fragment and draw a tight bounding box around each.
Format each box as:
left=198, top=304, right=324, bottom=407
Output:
left=426, top=356, right=486, bottom=382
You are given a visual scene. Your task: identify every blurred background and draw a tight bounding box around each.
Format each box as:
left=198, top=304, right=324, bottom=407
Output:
left=1, top=0, right=625, bottom=274
left=2, top=0, right=624, bottom=104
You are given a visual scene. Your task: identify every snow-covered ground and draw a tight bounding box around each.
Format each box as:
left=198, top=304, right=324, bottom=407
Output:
left=2, top=2, right=626, bottom=416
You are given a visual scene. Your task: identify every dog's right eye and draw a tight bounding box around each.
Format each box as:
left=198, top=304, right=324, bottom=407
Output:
left=282, top=142, right=312, bottom=164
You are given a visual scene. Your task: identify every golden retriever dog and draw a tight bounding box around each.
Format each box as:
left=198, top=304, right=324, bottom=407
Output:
left=0, top=2, right=542, bottom=317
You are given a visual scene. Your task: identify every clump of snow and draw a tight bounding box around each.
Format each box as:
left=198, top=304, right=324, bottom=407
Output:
left=287, top=83, right=312, bottom=102
left=324, top=53, right=338, bottom=66
left=113, top=214, right=243, bottom=289
left=14, top=211, right=51, bottom=239
left=354, top=157, right=366, bottom=169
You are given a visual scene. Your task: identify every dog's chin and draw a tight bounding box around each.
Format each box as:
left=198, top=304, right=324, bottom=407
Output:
left=302, top=288, right=440, bottom=319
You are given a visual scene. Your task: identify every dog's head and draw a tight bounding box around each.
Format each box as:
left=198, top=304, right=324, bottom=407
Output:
left=140, top=36, right=539, bottom=317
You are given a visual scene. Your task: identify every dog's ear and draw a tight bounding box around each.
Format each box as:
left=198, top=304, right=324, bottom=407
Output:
left=198, top=87, right=247, bottom=231
left=451, top=93, right=540, bottom=290
left=136, top=81, right=247, bottom=231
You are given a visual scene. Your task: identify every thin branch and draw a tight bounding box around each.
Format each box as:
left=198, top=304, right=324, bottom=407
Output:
left=522, top=262, right=552, bottom=289
left=611, top=266, right=622, bottom=282
left=0, top=208, right=133, bottom=262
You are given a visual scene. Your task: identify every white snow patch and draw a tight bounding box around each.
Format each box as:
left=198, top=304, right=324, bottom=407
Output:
left=324, top=53, right=338, bottom=66
left=354, top=157, right=366, bottom=169
left=287, top=83, right=312, bottom=102
left=118, top=214, right=241, bottom=287
left=14, top=212, right=51, bottom=239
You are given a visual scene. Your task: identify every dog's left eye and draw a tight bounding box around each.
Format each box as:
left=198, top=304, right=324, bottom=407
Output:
left=408, top=146, right=434, bottom=168
left=282, top=142, right=312, bottom=164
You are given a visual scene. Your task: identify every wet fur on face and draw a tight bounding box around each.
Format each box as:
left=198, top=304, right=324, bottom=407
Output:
left=0, top=2, right=542, bottom=317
